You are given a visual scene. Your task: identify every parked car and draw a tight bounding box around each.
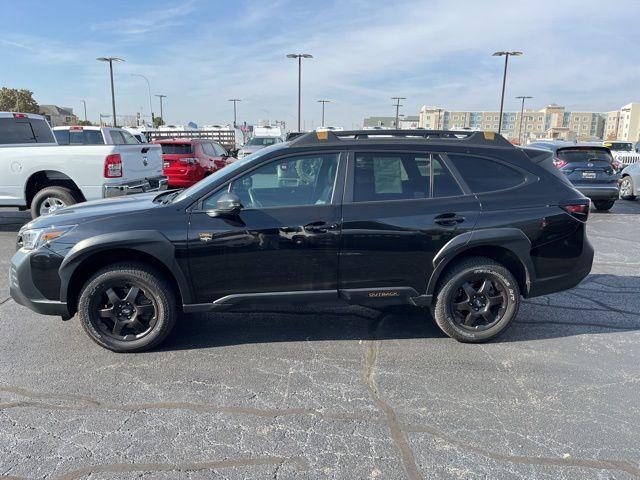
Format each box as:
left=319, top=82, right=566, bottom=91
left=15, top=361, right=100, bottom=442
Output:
left=528, top=141, right=620, bottom=211
left=10, top=129, right=594, bottom=352
left=619, top=162, right=640, bottom=201
left=602, top=140, right=640, bottom=169
left=152, top=138, right=235, bottom=188
left=236, top=135, right=283, bottom=159
left=0, top=113, right=166, bottom=218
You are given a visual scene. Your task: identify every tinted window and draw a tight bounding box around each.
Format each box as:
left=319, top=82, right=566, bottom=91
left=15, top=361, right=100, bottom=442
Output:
left=433, top=158, right=463, bottom=197
left=353, top=153, right=431, bottom=202
left=160, top=143, right=193, bottom=155
left=557, top=148, right=612, bottom=163
left=0, top=118, right=55, bottom=144
left=448, top=154, right=525, bottom=193
left=55, top=129, right=105, bottom=145
left=203, top=153, right=339, bottom=210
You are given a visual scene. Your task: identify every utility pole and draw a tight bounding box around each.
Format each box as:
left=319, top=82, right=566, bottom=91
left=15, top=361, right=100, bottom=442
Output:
left=391, top=97, right=406, bottom=128
left=155, top=94, right=167, bottom=125
left=516, top=96, right=533, bottom=145
left=96, top=57, right=124, bottom=127
left=492, top=51, right=523, bottom=134
left=228, top=99, right=241, bottom=127
left=317, top=99, right=330, bottom=127
left=286, top=53, right=313, bottom=131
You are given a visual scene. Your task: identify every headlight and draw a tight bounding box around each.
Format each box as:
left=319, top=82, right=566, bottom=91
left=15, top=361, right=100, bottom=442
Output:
left=18, top=225, right=76, bottom=250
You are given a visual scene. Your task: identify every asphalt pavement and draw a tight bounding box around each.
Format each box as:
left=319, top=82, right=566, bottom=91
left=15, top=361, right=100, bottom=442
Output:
left=0, top=202, right=639, bottom=479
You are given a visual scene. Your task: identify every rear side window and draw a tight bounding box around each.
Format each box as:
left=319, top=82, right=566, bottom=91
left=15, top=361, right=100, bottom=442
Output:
left=448, top=154, right=525, bottom=193
left=160, top=143, right=193, bottom=155
left=0, top=118, right=55, bottom=144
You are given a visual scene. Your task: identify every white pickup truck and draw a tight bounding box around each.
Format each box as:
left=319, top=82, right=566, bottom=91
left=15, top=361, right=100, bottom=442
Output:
left=0, top=113, right=166, bottom=218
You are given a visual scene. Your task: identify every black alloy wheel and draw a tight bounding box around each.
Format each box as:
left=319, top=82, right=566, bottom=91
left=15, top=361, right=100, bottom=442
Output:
left=93, top=283, right=157, bottom=341
left=450, top=275, right=507, bottom=331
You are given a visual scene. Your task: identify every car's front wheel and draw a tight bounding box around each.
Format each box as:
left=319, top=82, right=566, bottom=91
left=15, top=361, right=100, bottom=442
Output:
left=619, top=177, right=636, bottom=201
left=433, top=257, right=520, bottom=343
left=77, top=263, right=177, bottom=352
left=593, top=200, right=615, bottom=211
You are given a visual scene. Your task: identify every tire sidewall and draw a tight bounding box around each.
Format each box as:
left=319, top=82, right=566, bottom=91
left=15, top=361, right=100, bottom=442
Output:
left=31, top=187, right=77, bottom=218
left=438, top=264, right=520, bottom=342
left=78, top=268, right=174, bottom=352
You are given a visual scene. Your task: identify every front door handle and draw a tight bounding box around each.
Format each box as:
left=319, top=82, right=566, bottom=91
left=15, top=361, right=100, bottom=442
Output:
left=434, top=213, right=465, bottom=226
left=304, top=222, right=339, bottom=233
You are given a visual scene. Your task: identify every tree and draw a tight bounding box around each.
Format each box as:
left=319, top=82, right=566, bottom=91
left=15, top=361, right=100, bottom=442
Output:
left=0, top=87, right=39, bottom=113
left=76, top=120, right=93, bottom=126
left=153, top=116, right=164, bottom=128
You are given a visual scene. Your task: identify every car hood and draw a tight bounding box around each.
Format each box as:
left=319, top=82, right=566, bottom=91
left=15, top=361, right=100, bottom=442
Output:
left=241, top=145, right=265, bottom=154
left=23, top=192, right=163, bottom=230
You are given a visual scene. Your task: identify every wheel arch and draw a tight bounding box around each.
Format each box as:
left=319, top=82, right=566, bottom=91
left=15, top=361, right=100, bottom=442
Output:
left=25, top=170, right=85, bottom=207
left=427, top=228, right=534, bottom=298
left=59, top=231, right=193, bottom=316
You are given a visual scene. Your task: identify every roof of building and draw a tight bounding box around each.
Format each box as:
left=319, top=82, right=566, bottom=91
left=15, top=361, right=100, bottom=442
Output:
left=39, top=105, right=75, bottom=116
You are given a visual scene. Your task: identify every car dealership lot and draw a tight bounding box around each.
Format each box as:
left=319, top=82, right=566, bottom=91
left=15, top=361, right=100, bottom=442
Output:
left=0, top=204, right=639, bottom=479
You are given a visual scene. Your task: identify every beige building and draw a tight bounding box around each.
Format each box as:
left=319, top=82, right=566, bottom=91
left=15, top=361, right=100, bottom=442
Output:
left=39, top=105, right=78, bottom=127
left=419, top=104, right=604, bottom=143
left=604, top=103, right=640, bottom=142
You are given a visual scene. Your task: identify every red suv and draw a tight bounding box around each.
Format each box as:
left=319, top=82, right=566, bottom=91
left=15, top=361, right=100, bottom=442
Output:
left=153, top=139, right=235, bottom=188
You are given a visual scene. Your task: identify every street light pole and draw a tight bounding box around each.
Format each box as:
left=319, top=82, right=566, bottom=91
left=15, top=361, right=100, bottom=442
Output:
left=96, top=57, right=124, bottom=127
left=516, top=95, right=533, bottom=145
left=131, top=74, right=154, bottom=123
left=391, top=97, right=406, bottom=128
left=317, top=99, right=330, bottom=127
left=286, top=53, right=313, bottom=131
left=155, top=94, right=167, bottom=125
left=81, top=100, right=87, bottom=122
left=228, top=99, right=241, bottom=127
left=492, top=51, right=522, bottom=134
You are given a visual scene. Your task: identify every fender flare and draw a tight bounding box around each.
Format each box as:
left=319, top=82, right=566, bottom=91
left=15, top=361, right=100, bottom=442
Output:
left=426, top=228, right=534, bottom=296
left=58, top=230, right=193, bottom=304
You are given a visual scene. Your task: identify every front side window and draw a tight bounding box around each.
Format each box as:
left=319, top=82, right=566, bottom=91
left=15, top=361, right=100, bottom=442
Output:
left=203, top=153, right=339, bottom=210
left=120, top=130, right=140, bottom=144
left=212, top=143, right=227, bottom=156
left=448, top=154, right=526, bottom=193
left=201, top=143, right=215, bottom=156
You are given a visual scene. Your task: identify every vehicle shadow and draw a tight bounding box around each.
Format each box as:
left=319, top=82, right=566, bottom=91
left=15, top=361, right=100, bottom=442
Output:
left=162, top=273, right=640, bottom=351
left=0, top=210, right=31, bottom=232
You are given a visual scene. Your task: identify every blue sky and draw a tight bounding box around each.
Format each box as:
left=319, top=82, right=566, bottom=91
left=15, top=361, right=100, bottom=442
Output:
left=1, top=0, right=639, bottom=128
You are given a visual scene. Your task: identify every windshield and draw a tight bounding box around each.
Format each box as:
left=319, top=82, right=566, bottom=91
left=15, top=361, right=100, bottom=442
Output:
left=159, top=143, right=193, bottom=155
left=246, top=137, right=280, bottom=147
left=604, top=142, right=633, bottom=151
left=171, top=142, right=287, bottom=203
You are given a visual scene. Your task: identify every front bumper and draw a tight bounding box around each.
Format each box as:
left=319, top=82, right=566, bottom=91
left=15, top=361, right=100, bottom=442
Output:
left=9, top=248, right=70, bottom=317
left=103, top=175, right=168, bottom=199
left=575, top=184, right=619, bottom=201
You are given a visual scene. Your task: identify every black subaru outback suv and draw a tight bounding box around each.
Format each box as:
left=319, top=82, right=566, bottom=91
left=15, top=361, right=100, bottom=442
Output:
left=10, top=130, right=594, bottom=352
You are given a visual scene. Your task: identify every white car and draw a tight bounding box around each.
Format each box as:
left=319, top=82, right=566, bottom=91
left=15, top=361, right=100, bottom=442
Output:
left=602, top=141, right=640, bottom=169
left=619, top=162, right=640, bottom=201
left=0, top=113, right=166, bottom=218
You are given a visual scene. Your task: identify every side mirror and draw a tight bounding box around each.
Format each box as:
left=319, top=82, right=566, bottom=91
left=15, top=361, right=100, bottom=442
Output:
left=208, top=192, right=242, bottom=217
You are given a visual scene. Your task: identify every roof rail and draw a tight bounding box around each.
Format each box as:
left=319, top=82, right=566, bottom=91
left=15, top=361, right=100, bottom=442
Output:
left=289, top=129, right=513, bottom=147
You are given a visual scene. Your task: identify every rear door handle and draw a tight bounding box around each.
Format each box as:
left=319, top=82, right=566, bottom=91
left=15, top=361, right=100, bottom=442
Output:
left=434, top=213, right=465, bottom=226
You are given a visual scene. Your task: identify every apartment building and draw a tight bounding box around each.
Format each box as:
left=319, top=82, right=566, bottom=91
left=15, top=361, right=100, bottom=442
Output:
left=419, top=104, right=604, bottom=143
left=604, top=103, right=640, bottom=142
left=363, top=115, right=419, bottom=129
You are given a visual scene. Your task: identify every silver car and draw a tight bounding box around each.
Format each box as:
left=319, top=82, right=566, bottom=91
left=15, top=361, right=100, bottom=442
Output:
left=237, top=136, right=283, bottom=158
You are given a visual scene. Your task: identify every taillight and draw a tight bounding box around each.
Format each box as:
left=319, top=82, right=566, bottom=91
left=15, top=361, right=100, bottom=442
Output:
left=12, top=113, right=27, bottom=118
left=179, top=157, right=197, bottom=165
left=104, top=154, right=122, bottom=178
left=69, top=125, right=83, bottom=131
left=559, top=199, right=590, bottom=221
left=553, top=157, right=567, bottom=169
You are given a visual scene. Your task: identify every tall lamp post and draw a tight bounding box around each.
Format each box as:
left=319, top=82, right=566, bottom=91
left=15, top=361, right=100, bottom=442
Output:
left=492, top=51, right=522, bottom=134
left=228, top=99, right=241, bottom=127
left=317, top=99, right=330, bottom=127
left=81, top=100, right=87, bottom=122
left=155, top=94, right=167, bottom=125
left=96, top=57, right=124, bottom=127
left=391, top=97, right=406, bottom=128
left=286, top=53, right=313, bottom=132
left=516, top=95, right=533, bottom=145
left=131, top=74, right=154, bottom=123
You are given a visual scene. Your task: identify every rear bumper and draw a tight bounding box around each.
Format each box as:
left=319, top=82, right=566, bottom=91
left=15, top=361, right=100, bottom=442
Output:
left=575, top=184, right=619, bottom=201
left=526, top=236, right=594, bottom=298
left=9, top=249, right=70, bottom=317
left=103, top=175, right=168, bottom=199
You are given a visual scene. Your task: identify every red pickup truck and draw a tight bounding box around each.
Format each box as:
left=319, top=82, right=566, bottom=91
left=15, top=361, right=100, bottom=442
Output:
left=153, top=138, right=235, bottom=188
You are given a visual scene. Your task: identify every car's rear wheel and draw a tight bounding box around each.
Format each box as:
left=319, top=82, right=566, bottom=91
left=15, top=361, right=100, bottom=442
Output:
left=77, top=263, right=177, bottom=352
left=31, top=186, right=77, bottom=218
left=433, top=257, right=520, bottom=343
left=593, top=200, right=615, bottom=211
left=619, top=177, right=636, bottom=201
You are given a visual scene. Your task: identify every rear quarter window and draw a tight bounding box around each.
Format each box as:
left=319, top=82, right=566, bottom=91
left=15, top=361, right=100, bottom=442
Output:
left=0, top=118, right=55, bottom=144
left=448, top=154, right=526, bottom=193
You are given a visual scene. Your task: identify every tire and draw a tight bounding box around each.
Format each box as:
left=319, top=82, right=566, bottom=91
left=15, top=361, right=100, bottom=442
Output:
left=433, top=257, right=520, bottom=343
left=593, top=200, right=615, bottom=211
left=31, top=186, right=77, bottom=218
left=77, top=263, right=177, bottom=353
left=619, top=177, right=636, bottom=201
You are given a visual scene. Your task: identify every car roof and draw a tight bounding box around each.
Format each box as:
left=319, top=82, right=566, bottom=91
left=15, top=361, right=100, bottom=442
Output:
left=0, top=112, right=47, bottom=121
left=528, top=141, right=611, bottom=153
